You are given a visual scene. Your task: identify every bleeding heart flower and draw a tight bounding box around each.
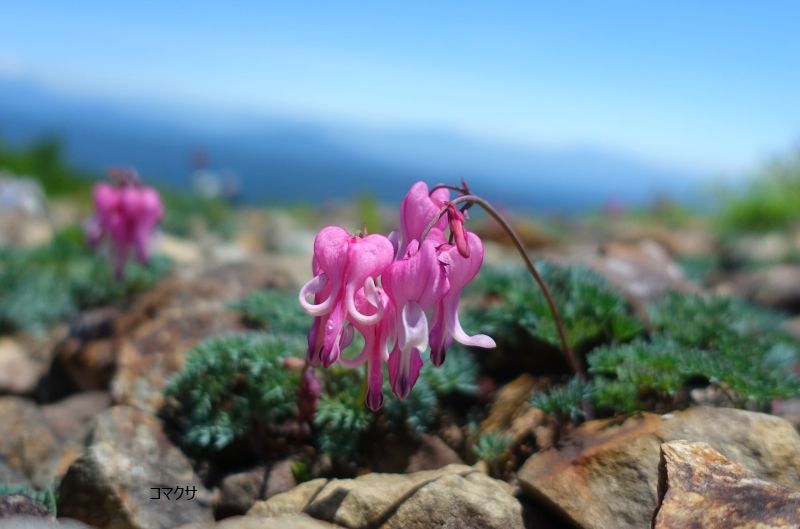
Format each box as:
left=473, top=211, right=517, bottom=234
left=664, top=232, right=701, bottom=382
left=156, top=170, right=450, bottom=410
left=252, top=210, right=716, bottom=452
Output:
left=300, top=226, right=394, bottom=367
left=337, top=286, right=395, bottom=410
left=397, top=181, right=449, bottom=258
left=90, top=172, right=163, bottom=277
left=429, top=232, right=496, bottom=366
left=382, top=231, right=449, bottom=399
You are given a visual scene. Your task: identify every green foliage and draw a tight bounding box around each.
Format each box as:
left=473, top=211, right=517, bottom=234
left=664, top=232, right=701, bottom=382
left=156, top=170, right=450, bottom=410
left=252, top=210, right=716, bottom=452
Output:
left=0, top=137, right=93, bottom=197
left=717, top=148, right=800, bottom=234
left=356, top=192, right=383, bottom=235
left=160, top=190, right=235, bottom=238
left=472, top=432, right=512, bottom=462
left=469, top=263, right=642, bottom=353
left=163, top=332, right=303, bottom=452
left=229, top=290, right=310, bottom=334
left=384, top=345, right=479, bottom=433
left=589, top=292, right=800, bottom=412
left=315, top=346, right=480, bottom=460
left=531, top=376, right=594, bottom=422
left=314, top=366, right=371, bottom=461
left=0, top=227, right=170, bottom=334
left=0, top=483, right=58, bottom=514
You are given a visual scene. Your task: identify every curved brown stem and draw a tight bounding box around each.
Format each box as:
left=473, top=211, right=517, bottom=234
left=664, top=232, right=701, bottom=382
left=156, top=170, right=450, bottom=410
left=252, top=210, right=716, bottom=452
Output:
left=421, top=194, right=585, bottom=380
left=429, top=183, right=468, bottom=195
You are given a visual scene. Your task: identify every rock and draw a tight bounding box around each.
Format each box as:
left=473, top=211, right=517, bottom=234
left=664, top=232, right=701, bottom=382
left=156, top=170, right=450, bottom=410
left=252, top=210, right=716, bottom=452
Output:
left=177, top=513, right=342, bottom=529
left=248, top=479, right=328, bottom=519
left=518, top=406, right=800, bottom=529
left=0, top=398, right=57, bottom=483
left=0, top=338, right=44, bottom=396
left=578, top=240, right=700, bottom=307
left=654, top=440, right=800, bottom=529
left=480, top=374, right=539, bottom=435
left=57, top=406, right=213, bottom=529
left=0, top=519, right=92, bottom=529
left=721, top=264, right=800, bottom=311
left=405, top=434, right=463, bottom=473
left=0, top=495, right=50, bottom=518
left=0, top=459, right=27, bottom=485
left=250, top=465, right=526, bottom=529
left=41, top=391, right=111, bottom=442
left=216, top=460, right=298, bottom=516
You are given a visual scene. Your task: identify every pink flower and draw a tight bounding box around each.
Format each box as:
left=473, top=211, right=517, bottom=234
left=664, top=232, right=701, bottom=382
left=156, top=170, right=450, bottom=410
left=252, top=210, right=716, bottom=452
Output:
left=300, top=227, right=394, bottom=367
left=382, top=231, right=449, bottom=399
left=90, top=173, right=163, bottom=277
left=298, top=181, right=495, bottom=411
left=397, top=182, right=450, bottom=257
left=429, top=232, right=496, bottom=366
left=339, top=287, right=395, bottom=411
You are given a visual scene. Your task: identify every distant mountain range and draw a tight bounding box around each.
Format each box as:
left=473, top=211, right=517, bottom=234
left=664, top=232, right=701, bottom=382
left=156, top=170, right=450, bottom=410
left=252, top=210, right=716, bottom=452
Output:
left=0, top=77, right=706, bottom=212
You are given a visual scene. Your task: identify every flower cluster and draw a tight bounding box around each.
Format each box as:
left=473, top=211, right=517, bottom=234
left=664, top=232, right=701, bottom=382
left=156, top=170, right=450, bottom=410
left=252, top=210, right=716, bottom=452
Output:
left=88, top=168, right=163, bottom=277
left=299, top=181, right=495, bottom=410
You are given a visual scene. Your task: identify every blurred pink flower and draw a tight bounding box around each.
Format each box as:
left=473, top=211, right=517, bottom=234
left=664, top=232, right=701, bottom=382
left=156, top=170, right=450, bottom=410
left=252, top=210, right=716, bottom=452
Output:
left=90, top=171, right=163, bottom=277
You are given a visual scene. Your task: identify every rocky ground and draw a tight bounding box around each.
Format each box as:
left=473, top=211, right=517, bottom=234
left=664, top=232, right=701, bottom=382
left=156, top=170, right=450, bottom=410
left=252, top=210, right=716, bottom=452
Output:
left=2, top=205, right=800, bottom=529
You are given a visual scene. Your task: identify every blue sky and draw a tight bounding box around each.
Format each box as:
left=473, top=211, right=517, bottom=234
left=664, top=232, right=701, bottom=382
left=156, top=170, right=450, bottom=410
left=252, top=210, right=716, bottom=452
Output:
left=0, top=1, right=798, bottom=175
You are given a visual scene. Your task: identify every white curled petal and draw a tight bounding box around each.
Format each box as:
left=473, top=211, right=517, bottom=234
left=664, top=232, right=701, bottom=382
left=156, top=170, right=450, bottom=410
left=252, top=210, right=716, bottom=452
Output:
left=346, top=278, right=384, bottom=325
left=299, top=274, right=334, bottom=316
left=401, top=301, right=429, bottom=353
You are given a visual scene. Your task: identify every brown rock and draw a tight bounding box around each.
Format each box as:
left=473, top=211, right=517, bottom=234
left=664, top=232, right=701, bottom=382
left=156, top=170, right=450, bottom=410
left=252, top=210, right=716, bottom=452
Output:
left=250, top=465, right=526, bottom=529
left=722, top=264, right=800, bottom=311
left=404, top=434, right=463, bottom=472
left=480, top=374, right=539, bottom=435
left=654, top=440, right=800, bottom=529
left=518, top=406, right=800, bottom=529
left=588, top=240, right=700, bottom=305
left=0, top=398, right=57, bottom=482
left=57, top=406, right=213, bottom=529
left=216, top=460, right=298, bottom=516
left=0, top=338, right=44, bottom=396
left=41, top=391, right=111, bottom=442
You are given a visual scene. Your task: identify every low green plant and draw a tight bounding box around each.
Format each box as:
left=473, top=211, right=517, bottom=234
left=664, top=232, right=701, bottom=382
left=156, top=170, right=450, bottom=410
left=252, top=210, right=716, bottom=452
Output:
left=589, top=292, right=800, bottom=412
left=314, top=367, right=372, bottom=461
left=229, top=290, right=310, bottom=334
left=0, top=227, right=170, bottom=334
left=163, top=332, right=303, bottom=452
left=0, top=484, right=57, bottom=514
left=531, top=376, right=594, bottom=422
left=472, top=432, right=512, bottom=462
left=716, top=147, right=800, bottom=234
left=468, top=263, right=642, bottom=353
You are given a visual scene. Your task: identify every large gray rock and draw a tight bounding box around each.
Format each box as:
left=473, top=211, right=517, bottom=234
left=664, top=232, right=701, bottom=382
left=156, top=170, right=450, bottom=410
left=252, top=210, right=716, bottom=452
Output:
left=57, top=406, right=213, bottom=529
left=518, top=406, right=800, bottom=529
left=654, top=440, right=800, bottom=529
left=249, top=465, right=527, bottom=529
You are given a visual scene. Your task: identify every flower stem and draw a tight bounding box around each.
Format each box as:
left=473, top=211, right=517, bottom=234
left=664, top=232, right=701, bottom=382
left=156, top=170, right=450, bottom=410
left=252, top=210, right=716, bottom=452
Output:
left=421, top=194, right=586, bottom=380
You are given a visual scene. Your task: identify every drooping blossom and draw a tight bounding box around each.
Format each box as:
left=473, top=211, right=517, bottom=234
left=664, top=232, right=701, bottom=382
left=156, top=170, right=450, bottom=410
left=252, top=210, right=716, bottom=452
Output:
left=396, top=181, right=450, bottom=257
left=299, top=226, right=394, bottom=367
left=298, top=181, right=495, bottom=410
left=429, top=231, right=496, bottom=366
left=339, top=287, right=395, bottom=411
left=90, top=170, right=163, bottom=277
left=382, top=230, right=449, bottom=399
